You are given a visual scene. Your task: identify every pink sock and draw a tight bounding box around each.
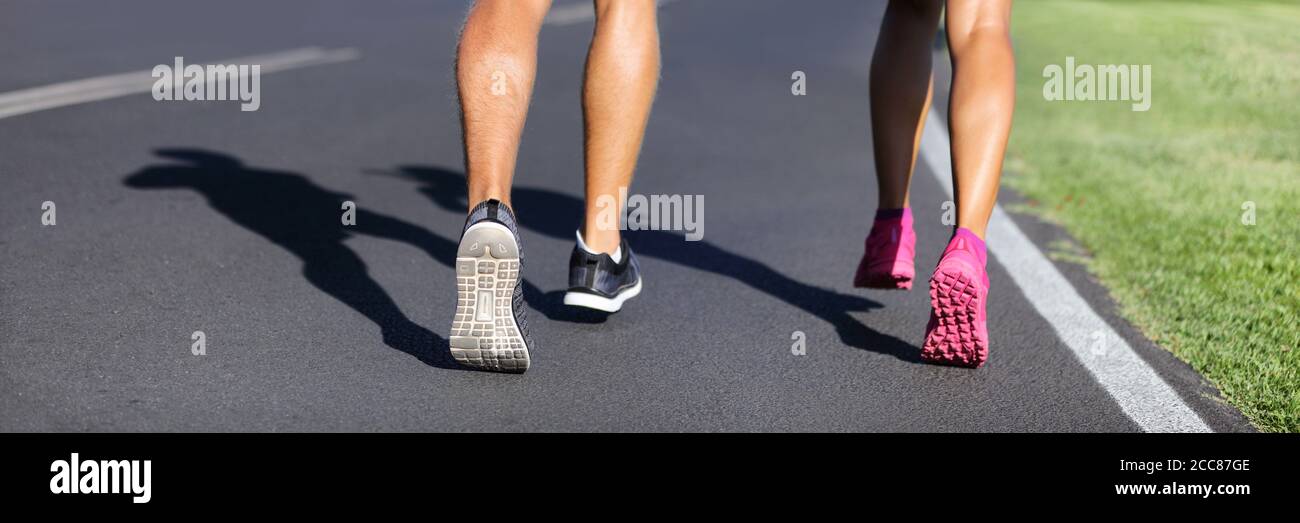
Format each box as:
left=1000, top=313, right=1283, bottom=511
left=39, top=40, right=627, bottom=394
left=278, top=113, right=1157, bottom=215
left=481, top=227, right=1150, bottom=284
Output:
left=875, top=208, right=913, bottom=230
left=875, top=207, right=912, bottom=221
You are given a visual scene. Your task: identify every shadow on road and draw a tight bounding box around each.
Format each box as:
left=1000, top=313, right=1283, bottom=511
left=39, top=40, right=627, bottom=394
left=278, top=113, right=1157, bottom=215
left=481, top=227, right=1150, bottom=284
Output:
left=124, top=148, right=464, bottom=370
left=120, top=149, right=921, bottom=366
left=373, top=165, right=922, bottom=363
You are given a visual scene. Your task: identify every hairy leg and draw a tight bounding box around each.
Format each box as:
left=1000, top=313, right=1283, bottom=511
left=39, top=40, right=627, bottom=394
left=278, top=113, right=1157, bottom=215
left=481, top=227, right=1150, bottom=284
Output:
left=581, top=0, right=660, bottom=254
left=457, top=0, right=553, bottom=209
left=945, top=0, right=1015, bottom=239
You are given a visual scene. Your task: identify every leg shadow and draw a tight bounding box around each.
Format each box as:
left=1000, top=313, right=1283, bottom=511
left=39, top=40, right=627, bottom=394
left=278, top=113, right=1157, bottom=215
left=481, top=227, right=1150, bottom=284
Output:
left=124, top=148, right=464, bottom=370
left=370, top=165, right=922, bottom=363
left=521, top=281, right=616, bottom=324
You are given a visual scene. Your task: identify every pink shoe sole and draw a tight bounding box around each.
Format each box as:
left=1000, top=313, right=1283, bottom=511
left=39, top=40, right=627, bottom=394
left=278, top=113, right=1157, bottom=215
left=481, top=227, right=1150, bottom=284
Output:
left=854, top=261, right=914, bottom=290
left=921, top=267, right=988, bottom=368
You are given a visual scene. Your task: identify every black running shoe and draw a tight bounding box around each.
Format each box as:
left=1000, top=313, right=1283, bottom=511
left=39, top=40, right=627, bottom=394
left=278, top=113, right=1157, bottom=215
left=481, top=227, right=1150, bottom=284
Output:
left=450, top=199, right=532, bottom=373
left=563, top=236, right=643, bottom=312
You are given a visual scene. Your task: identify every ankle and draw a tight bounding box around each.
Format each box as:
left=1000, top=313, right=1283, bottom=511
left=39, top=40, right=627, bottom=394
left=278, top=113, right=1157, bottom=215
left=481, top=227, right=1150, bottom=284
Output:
left=947, top=227, right=987, bottom=265
left=579, top=227, right=621, bottom=256
left=875, top=207, right=913, bottom=222
left=467, top=190, right=511, bottom=213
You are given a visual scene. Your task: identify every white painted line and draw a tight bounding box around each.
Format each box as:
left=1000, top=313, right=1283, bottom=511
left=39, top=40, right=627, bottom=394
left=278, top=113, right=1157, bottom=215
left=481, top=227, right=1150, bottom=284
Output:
left=918, top=110, right=1211, bottom=432
left=545, top=0, right=678, bottom=26
left=0, top=47, right=359, bottom=120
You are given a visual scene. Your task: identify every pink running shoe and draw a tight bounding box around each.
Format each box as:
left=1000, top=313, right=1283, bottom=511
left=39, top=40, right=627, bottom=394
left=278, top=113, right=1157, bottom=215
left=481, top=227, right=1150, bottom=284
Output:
left=922, top=228, right=990, bottom=368
left=854, top=208, right=916, bottom=290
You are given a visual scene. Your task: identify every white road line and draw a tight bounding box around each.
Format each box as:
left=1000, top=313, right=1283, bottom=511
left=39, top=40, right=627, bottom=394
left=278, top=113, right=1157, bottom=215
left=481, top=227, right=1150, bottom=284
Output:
left=0, top=47, right=359, bottom=120
left=545, top=0, right=678, bottom=26
left=918, top=110, right=1211, bottom=433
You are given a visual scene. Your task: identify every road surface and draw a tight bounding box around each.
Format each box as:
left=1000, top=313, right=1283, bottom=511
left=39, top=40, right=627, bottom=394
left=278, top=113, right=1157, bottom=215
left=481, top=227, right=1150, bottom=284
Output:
left=0, top=0, right=1251, bottom=431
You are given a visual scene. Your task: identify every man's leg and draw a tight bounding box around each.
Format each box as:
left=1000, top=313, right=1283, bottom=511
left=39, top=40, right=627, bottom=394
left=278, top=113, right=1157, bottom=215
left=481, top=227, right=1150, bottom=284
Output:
left=452, top=0, right=552, bottom=373
left=457, top=0, right=552, bottom=208
left=561, top=0, right=659, bottom=313
left=946, top=0, right=1014, bottom=239
left=580, top=0, right=660, bottom=255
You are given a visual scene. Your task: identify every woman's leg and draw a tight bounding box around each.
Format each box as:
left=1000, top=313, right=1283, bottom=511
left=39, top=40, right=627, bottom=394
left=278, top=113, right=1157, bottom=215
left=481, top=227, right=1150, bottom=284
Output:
left=921, top=0, right=1014, bottom=368
left=869, top=0, right=943, bottom=210
left=945, top=0, right=1014, bottom=239
left=856, top=0, right=942, bottom=290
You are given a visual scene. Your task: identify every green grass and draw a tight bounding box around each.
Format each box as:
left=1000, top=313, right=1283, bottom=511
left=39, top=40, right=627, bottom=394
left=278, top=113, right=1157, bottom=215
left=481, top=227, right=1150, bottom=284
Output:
left=1006, top=0, right=1300, bottom=431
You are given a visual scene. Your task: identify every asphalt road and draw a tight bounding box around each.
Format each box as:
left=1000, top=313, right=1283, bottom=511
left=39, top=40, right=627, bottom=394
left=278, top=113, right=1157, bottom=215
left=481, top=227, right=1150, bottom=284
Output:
left=0, top=0, right=1252, bottom=431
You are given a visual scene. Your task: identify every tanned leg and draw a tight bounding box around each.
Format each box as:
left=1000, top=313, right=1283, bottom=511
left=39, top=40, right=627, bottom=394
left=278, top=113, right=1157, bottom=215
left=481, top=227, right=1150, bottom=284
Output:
left=870, top=0, right=943, bottom=210
left=581, top=0, right=660, bottom=254
left=457, top=0, right=553, bottom=209
left=945, top=0, right=1015, bottom=239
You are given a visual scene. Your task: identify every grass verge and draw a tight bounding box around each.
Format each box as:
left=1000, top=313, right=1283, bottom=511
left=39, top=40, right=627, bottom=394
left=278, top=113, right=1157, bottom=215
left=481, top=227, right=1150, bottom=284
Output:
left=1007, top=0, right=1300, bottom=431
